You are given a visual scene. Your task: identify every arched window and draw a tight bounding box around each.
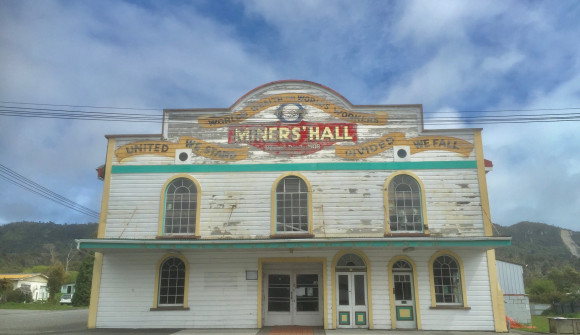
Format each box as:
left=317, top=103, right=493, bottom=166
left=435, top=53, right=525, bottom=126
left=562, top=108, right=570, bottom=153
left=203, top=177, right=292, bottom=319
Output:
left=164, top=177, right=198, bottom=235
left=387, top=174, right=423, bottom=233
left=275, top=176, right=309, bottom=233
left=392, top=259, right=412, bottom=271
left=336, top=253, right=367, bottom=272
left=158, top=257, right=186, bottom=306
left=432, top=255, right=463, bottom=304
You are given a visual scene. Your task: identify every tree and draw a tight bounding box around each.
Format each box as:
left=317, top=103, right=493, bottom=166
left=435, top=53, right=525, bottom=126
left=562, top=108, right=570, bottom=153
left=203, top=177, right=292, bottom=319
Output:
left=527, top=266, right=580, bottom=303
left=64, top=243, right=79, bottom=273
left=72, top=255, right=94, bottom=306
left=64, top=271, right=78, bottom=285
left=527, top=278, right=560, bottom=303
left=47, top=262, right=65, bottom=303
left=0, top=278, right=13, bottom=303
left=548, top=266, right=580, bottom=295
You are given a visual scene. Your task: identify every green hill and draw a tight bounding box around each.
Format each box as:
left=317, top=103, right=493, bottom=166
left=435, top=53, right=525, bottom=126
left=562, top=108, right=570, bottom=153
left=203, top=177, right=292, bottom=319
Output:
left=494, top=221, right=580, bottom=284
left=1, top=220, right=578, bottom=284
left=0, top=221, right=98, bottom=273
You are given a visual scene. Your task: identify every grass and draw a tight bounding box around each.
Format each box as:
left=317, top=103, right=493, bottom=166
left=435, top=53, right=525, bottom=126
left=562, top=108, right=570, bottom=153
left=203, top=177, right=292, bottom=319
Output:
left=516, top=313, right=580, bottom=333
left=0, top=302, right=86, bottom=310
left=515, top=316, right=549, bottom=333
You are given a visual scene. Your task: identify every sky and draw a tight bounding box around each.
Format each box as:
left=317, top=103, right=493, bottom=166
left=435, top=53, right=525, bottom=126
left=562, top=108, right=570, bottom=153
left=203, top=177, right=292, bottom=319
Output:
left=1, top=0, right=579, bottom=231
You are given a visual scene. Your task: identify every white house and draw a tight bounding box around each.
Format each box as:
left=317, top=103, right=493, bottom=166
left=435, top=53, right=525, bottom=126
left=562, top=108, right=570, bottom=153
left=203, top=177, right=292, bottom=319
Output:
left=0, top=273, right=49, bottom=301
left=78, top=80, right=510, bottom=331
left=61, top=283, right=76, bottom=294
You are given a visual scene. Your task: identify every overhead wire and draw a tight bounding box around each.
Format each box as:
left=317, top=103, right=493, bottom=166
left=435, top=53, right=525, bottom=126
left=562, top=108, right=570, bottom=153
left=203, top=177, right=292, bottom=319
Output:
left=1, top=100, right=578, bottom=219
left=1, top=102, right=580, bottom=126
left=0, top=164, right=100, bottom=219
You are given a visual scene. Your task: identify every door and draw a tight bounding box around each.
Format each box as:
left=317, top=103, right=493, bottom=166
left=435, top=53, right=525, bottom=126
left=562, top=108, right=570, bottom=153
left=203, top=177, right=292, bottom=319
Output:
left=336, top=273, right=368, bottom=328
left=264, top=269, right=322, bottom=326
left=393, top=271, right=417, bottom=329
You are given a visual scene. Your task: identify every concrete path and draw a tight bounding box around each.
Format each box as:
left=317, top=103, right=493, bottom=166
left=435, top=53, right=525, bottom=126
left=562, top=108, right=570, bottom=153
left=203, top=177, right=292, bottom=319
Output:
left=0, top=310, right=525, bottom=335
left=173, top=327, right=515, bottom=335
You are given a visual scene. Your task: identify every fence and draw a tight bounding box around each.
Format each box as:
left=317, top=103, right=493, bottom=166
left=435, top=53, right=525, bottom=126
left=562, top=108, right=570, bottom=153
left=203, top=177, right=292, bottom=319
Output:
left=553, top=301, right=580, bottom=314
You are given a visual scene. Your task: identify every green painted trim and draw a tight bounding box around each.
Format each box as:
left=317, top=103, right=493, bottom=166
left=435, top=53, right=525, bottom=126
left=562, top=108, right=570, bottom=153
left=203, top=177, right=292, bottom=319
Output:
left=355, top=311, right=367, bottom=325
left=396, top=306, right=414, bottom=321
left=78, top=238, right=510, bottom=250
left=111, top=161, right=477, bottom=174
left=339, top=312, right=350, bottom=326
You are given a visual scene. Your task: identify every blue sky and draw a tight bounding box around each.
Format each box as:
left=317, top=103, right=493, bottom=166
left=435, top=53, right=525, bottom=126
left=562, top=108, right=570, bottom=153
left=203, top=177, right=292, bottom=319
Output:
left=1, top=0, right=579, bottom=230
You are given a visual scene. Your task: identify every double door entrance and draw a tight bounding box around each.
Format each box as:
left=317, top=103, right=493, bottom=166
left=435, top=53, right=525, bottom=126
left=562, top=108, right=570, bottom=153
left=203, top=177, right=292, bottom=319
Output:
left=336, top=272, right=368, bottom=328
left=263, top=263, right=323, bottom=326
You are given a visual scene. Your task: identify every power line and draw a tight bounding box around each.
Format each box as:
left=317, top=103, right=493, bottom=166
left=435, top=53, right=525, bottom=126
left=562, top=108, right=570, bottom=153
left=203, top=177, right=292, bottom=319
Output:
left=0, top=100, right=162, bottom=111
left=0, top=106, right=163, bottom=123
left=0, top=164, right=100, bottom=219
left=3, top=100, right=580, bottom=114
left=1, top=104, right=580, bottom=126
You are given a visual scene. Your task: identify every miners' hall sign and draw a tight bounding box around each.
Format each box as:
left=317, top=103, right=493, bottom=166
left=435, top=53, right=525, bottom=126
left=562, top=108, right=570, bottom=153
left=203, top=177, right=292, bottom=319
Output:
left=114, top=93, right=474, bottom=162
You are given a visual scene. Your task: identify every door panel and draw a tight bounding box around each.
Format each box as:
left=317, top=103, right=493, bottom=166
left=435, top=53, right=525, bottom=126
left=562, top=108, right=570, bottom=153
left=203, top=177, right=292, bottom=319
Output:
left=393, top=271, right=417, bottom=329
left=264, top=268, right=322, bottom=326
left=295, top=274, right=319, bottom=312
left=268, top=274, right=291, bottom=312
left=354, top=275, right=366, bottom=306
left=338, top=274, right=349, bottom=306
left=336, top=273, right=368, bottom=328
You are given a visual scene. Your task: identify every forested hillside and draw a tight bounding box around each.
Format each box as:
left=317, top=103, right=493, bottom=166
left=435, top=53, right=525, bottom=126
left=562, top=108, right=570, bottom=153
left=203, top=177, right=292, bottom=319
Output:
left=0, top=221, right=98, bottom=273
left=494, top=221, right=580, bottom=283
left=0, top=220, right=578, bottom=283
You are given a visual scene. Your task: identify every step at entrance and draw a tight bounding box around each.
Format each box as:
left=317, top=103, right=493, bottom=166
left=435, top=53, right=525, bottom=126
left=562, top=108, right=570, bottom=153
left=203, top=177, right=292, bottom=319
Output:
left=265, top=326, right=324, bottom=335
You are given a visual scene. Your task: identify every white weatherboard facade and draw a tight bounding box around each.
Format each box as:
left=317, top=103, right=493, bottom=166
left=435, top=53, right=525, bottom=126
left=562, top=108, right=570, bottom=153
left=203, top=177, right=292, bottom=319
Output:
left=79, top=80, right=510, bottom=331
left=0, top=273, right=49, bottom=301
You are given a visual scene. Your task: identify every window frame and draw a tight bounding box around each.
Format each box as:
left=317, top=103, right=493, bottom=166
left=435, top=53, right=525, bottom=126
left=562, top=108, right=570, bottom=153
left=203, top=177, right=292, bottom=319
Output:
left=383, top=171, right=429, bottom=236
left=158, top=174, right=201, bottom=238
left=151, top=254, right=190, bottom=310
left=270, top=173, right=313, bottom=237
left=428, top=250, right=469, bottom=309
left=330, top=250, right=373, bottom=329
left=387, top=255, right=422, bottom=329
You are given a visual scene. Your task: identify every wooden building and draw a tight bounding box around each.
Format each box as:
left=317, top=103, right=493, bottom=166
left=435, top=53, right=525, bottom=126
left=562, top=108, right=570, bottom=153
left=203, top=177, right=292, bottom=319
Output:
left=0, top=273, right=49, bottom=301
left=78, top=80, right=510, bottom=331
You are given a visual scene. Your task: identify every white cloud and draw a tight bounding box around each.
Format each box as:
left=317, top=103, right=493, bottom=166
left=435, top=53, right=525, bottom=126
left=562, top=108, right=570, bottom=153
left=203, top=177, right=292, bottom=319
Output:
left=0, top=0, right=579, bottom=232
left=394, top=0, right=506, bottom=45
left=424, top=107, right=469, bottom=130
left=484, top=71, right=580, bottom=228
left=481, top=50, right=524, bottom=73
left=0, top=0, right=280, bottom=224
left=381, top=46, right=476, bottom=106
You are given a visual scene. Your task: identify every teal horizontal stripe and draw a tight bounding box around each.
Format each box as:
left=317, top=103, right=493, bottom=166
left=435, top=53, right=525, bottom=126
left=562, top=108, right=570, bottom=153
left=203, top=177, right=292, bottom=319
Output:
left=79, top=238, right=510, bottom=250
left=112, top=161, right=477, bottom=174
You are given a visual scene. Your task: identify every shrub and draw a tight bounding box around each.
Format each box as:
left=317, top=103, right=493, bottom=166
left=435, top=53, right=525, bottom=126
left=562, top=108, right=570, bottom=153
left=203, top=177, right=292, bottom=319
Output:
left=6, top=288, right=32, bottom=303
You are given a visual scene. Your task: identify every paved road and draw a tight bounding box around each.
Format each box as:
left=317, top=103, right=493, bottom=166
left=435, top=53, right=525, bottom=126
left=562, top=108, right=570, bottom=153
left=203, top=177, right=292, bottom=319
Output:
left=0, top=309, right=526, bottom=334
left=0, top=309, right=89, bottom=334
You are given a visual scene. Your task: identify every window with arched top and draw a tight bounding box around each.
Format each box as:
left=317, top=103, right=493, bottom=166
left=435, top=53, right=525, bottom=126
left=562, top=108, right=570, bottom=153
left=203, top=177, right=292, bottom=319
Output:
left=164, top=177, right=199, bottom=235
left=336, top=253, right=367, bottom=272
left=158, top=256, right=186, bottom=306
left=432, top=255, right=463, bottom=304
left=275, top=175, right=309, bottom=233
left=387, top=174, right=424, bottom=233
left=392, top=259, right=412, bottom=271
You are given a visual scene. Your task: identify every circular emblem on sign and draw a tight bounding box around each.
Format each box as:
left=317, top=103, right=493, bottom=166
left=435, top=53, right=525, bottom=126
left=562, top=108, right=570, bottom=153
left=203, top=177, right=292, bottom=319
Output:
left=275, top=103, right=305, bottom=123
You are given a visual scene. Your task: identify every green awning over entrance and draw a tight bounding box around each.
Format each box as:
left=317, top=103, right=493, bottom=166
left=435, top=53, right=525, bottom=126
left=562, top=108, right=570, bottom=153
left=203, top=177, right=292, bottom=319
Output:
left=77, top=236, right=510, bottom=252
